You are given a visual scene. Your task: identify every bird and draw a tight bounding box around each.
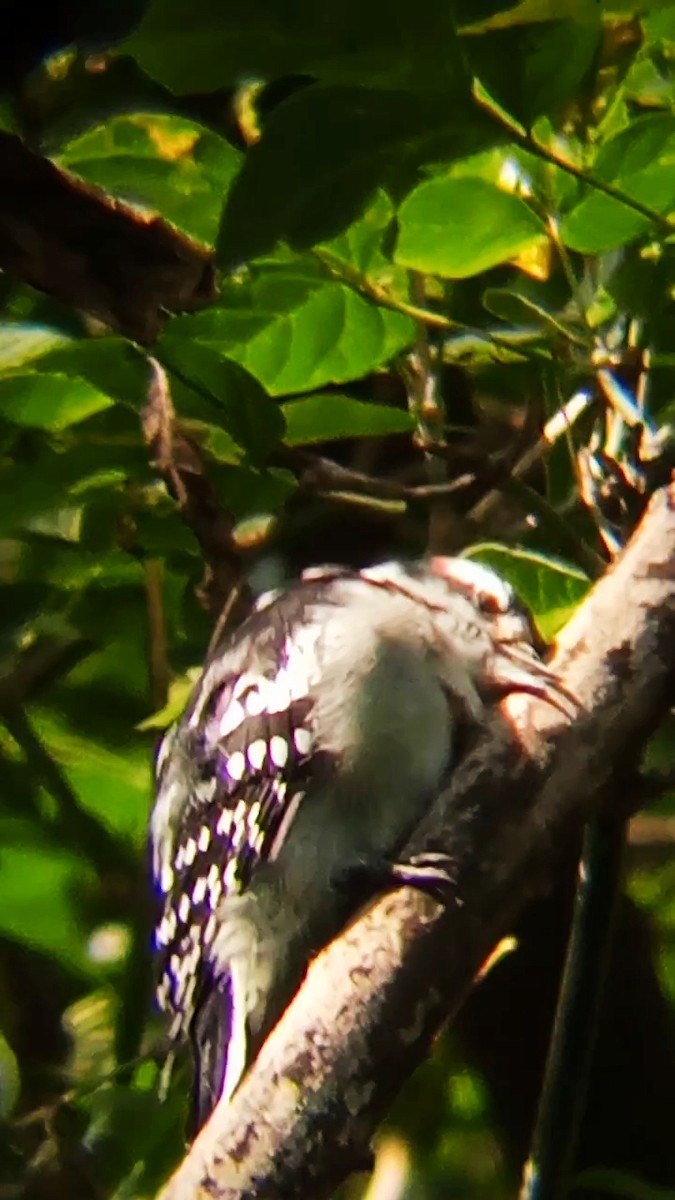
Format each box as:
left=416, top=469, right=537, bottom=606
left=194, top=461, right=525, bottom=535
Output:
left=149, top=556, right=575, bottom=1133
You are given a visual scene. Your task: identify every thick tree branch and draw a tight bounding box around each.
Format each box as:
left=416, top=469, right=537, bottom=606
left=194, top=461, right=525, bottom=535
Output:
left=159, top=483, right=675, bottom=1200
left=0, top=133, right=216, bottom=343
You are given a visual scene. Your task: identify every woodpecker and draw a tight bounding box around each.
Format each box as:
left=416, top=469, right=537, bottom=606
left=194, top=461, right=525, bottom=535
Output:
left=149, top=557, right=574, bottom=1132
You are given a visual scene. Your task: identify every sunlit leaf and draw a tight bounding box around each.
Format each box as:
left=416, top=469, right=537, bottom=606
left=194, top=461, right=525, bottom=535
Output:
left=282, top=393, right=413, bottom=444
left=396, top=177, right=546, bottom=278
left=0, top=324, right=73, bottom=371
left=217, top=85, right=488, bottom=263
left=560, top=116, right=675, bottom=252
left=166, top=272, right=415, bottom=396
left=59, top=113, right=241, bottom=246
left=0, top=373, right=114, bottom=430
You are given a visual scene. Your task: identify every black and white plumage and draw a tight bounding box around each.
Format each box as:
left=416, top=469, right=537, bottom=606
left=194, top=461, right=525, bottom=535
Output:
left=150, top=557, right=574, bottom=1132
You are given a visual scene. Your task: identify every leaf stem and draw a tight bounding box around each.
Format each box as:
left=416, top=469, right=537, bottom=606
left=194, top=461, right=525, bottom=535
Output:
left=475, top=88, right=675, bottom=236
left=314, top=247, right=544, bottom=362
left=313, top=247, right=457, bottom=330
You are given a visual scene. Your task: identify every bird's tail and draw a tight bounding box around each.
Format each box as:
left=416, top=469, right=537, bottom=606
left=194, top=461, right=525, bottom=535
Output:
left=189, top=970, right=248, bottom=1135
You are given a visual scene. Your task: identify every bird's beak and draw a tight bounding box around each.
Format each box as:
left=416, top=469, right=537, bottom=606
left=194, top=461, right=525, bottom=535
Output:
left=491, top=640, right=580, bottom=721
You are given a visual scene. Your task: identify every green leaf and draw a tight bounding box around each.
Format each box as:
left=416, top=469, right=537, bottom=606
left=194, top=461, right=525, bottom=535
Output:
left=0, top=820, right=94, bottom=973
left=122, top=0, right=466, bottom=94
left=156, top=337, right=284, bottom=461
left=58, top=113, right=241, bottom=246
left=604, top=248, right=675, bottom=321
left=75, top=1076, right=186, bottom=1199
left=464, top=11, right=601, bottom=127
left=560, top=116, right=675, bottom=253
left=458, top=0, right=601, bottom=28
left=593, top=114, right=675, bottom=179
left=282, top=394, right=413, bottom=444
left=137, top=673, right=198, bottom=731
left=217, top=85, right=489, bottom=264
left=0, top=339, right=151, bottom=434
left=196, top=423, right=242, bottom=464
left=396, top=177, right=545, bottom=278
left=0, top=373, right=115, bottom=430
left=464, top=544, right=590, bottom=637
left=18, top=335, right=234, bottom=431
left=0, top=1033, right=20, bottom=1118
left=36, top=338, right=150, bottom=407
left=35, top=709, right=152, bottom=846
left=165, top=269, right=415, bottom=396
left=644, top=8, right=675, bottom=43
left=560, top=177, right=675, bottom=254
left=319, top=189, right=398, bottom=274
left=455, top=0, right=523, bottom=24
left=623, top=55, right=675, bottom=111
left=482, top=287, right=582, bottom=342
left=0, top=324, right=74, bottom=371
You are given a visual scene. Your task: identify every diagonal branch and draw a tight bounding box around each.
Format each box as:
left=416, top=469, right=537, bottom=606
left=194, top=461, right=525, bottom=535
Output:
left=158, top=482, right=675, bottom=1200
left=0, top=132, right=216, bottom=344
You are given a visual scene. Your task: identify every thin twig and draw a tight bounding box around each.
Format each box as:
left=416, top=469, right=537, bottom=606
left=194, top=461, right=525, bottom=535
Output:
left=475, top=90, right=675, bottom=237
left=313, top=247, right=458, bottom=332
left=284, top=442, right=485, bottom=503
left=145, top=559, right=171, bottom=712
left=314, top=247, right=544, bottom=363
left=141, top=358, right=251, bottom=623
left=400, top=273, right=455, bottom=551
left=285, top=437, right=603, bottom=575
left=520, top=814, right=625, bottom=1200
left=0, top=636, right=92, bottom=709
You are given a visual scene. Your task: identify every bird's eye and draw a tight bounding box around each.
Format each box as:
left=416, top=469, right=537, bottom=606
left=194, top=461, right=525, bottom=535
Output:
left=476, top=590, right=503, bottom=616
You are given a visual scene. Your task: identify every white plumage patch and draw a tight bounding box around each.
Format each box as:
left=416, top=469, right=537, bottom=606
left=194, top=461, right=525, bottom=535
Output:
left=293, top=727, right=311, bottom=757
left=245, top=689, right=265, bottom=716
left=226, top=751, right=246, bottom=781
left=269, top=734, right=288, bottom=768
left=219, top=698, right=244, bottom=736
left=247, top=738, right=267, bottom=770
left=192, top=876, right=207, bottom=905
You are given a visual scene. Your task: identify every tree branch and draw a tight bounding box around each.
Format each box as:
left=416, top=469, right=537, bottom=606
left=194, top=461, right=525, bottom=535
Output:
left=0, top=132, right=216, bottom=343
left=141, top=359, right=250, bottom=623
left=158, top=482, right=675, bottom=1200
left=282, top=445, right=489, bottom=503
left=0, top=634, right=92, bottom=708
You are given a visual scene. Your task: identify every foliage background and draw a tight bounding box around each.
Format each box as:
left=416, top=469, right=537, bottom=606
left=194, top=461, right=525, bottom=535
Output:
left=0, top=1, right=675, bottom=1197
